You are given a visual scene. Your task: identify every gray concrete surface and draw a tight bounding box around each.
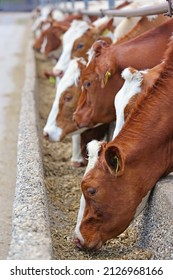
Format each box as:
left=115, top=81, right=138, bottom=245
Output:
left=136, top=174, right=173, bottom=260
left=7, top=37, right=52, bottom=260
left=0, top=12, right=30, bottom=259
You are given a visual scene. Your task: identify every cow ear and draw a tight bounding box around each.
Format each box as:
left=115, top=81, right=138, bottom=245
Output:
left=92, top=39, right=110, bottom=56
left=97, top=18, right=114, bottom=34
left=105, top=145, right=124, bottom=176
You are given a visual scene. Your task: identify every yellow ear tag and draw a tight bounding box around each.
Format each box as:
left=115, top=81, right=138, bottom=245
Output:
left=102, top=28, right=109, bottom=36
left=104, top=70, right=111, bottom=85
left=114, top=156, right=119, bottom=173
left=49, top=76, right=56, bottom=84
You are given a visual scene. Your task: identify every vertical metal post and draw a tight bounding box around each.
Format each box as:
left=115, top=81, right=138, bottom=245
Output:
left=64, top=0, right=68, bottom=8
left=71, top=0, right=75, bottom=9
left=84, top=0, right=88, bottom=10
left=108, top=0, right=115, bottom=9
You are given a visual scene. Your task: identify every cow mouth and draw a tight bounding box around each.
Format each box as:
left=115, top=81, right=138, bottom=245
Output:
left=74, top=236, right=103, bottom=251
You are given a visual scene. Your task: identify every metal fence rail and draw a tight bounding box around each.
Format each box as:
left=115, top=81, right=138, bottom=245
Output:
left=0, top=1, right=172, bottom=22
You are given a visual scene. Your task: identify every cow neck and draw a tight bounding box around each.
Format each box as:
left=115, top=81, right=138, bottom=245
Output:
left=110, top=18, right=173, bottom=72
left=111, top=65, right=173, bottom=184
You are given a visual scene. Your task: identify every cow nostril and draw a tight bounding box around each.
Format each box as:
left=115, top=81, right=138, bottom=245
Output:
left=43, top=130, right=49, bottom=139
left=53, top=69, right=64, bottom=78
left=74, top=238, right=83, bottom=249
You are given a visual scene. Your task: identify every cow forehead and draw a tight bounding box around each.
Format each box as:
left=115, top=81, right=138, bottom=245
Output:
left=58, top=58, right=86, bottom=97
left=62, top=20, right=90, bottom=47
left=44, top=58, right=86, bottom=138
left=87, top=46, right=96, bottom=66
left=84, top=140, right=103, bottom=176
left=54, top=20, right=90, bottom=71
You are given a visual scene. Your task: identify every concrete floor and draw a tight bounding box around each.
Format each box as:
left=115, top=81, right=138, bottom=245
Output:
left=0, top=12, right=30, bottom=259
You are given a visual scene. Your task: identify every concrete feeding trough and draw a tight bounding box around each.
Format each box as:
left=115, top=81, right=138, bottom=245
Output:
left=7, top=40, right=52, bottom=260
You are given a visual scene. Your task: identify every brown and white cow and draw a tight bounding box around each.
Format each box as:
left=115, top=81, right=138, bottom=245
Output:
left=32, top=6, right=65, bottom=38
left=43, top=57, right=109, bottom=166
left=74, top=18, right=173, bottom=129
left=33, top=14, right=84, bottom=57
left=33, top=21, right=69, bottom=57
left=73, top=37, right=173, bottom=250
left=43, top=57, right=87, bottom=141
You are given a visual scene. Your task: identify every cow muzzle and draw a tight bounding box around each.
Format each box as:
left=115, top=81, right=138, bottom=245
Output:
left=73, top=232, right=103, bottom=250
left=73, top=113, right=93, bottom=129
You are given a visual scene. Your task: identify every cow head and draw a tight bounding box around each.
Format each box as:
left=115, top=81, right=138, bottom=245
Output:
left=33, top=22, right=68, bottom=57
left=71, top=17, right=114, bottom=61
left=73, top=40, right=124, bottom=128
left=73, top=140, right=146, bottom=250
left=43, top=58, right=87, bottom=141
left=53, top=20, right=90, bottom=77
left=53, top=17, right=114, bottom=77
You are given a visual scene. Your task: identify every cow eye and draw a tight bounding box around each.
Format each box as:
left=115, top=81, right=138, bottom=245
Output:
left=64, top=95, right=72, bottom=102
left=84, top=81, right=91, bottom=89
left=87, top=187, right=97, bottom=196
left=77, top=43, right=84, bottom=49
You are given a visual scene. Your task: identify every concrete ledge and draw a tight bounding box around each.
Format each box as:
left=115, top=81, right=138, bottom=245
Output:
left=7, top=39, right=52, bottom=260
left=136, top=174, right=173, bottom=260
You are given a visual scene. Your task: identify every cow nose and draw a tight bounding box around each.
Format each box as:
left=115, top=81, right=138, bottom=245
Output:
left=43, top=130, right=49, bottom=140
left=53, top=69, right=64, bottom=78
left=73, top=237, right=83, bottom=249
left=33, top=46, right=40, bottom=52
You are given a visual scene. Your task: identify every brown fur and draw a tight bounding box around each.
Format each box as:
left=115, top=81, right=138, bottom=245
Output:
left=71, top=18, right=114, bottom=61
left=74, top=18, right=173, bottom=128
left=76, top=38, right=173, bottom=250
left=116, top=14, right=169, bottom=45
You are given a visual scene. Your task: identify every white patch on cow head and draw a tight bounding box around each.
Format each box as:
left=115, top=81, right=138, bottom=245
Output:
left=74, top=194, right=85, bottom=246
left=113, top=67, right=148, bottom=139
left=53, top=20, right=90, bottom=75
left=74, top=140, right=103, bottom=245
left=84, top=140, right=103, bottom=175
left=92, top=16, right=111, bottom=28
left=40, top=36, right=48, bottom=54
left=43, top=58, right=86, bottom=141
left=87, top=46, right=96, bottom=66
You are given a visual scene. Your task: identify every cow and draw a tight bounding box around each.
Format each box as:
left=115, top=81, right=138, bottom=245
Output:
left=33, top=14, right=84, bottom=57
left=43, top=57, right=109, bottom=166
left=33, top=21, right=69, bottom=57
left=73, top=18, right=173, bottom=129
left=32, top=5, right=65, bottom=38
left=43, top=57, right=87, bottom=142
left=73, top=36, right=173, bottom=250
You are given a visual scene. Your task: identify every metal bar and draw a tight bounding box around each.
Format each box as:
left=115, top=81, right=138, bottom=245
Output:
left=71, top=0, right=75, bottom=9
left=57, top=3, right=171, bottom=18
left=84, top=0, right=88, bottom=10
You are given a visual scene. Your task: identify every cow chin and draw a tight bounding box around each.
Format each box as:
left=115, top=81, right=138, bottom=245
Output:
left=83, top=239, right=103, bottom=251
